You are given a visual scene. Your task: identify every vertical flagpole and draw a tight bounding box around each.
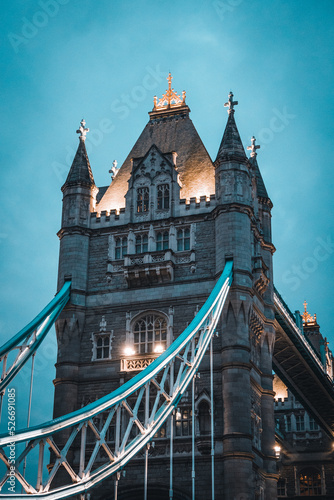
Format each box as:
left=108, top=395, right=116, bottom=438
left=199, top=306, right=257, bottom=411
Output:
left=210, top=336, right=215, bottom=500
left=169, top=360, right=174, bottom=500
left=22, top=352, right=36, bottom=486
left=192, top=374, right=195, bottom=500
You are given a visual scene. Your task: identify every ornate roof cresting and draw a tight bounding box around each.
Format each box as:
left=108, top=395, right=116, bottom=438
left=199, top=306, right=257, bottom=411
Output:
left=224, top=91, right=238, bottom=114
left=76, top=119, right=89, bottom=141
left=247, top=136, right=261, bottom=157
left=153, top=73, right=186, bottom=110
left=302, top=301, right=317, bottom=326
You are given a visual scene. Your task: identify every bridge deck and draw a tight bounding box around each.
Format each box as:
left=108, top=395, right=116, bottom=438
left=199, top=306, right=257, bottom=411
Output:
left=273, top=291, right=334, bottom=438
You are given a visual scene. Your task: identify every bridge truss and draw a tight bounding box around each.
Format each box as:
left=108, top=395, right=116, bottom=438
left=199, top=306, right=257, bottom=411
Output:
left=0, top=262, right=233, bottom=499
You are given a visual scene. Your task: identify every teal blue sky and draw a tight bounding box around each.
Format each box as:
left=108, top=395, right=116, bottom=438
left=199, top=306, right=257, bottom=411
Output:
left=0, top=0, right=334, bottom=431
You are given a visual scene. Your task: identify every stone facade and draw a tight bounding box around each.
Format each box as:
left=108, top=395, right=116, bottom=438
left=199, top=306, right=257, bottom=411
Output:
left=54, top=80, right=277, bottom=499
left=274, top=310, right=334, bottom=499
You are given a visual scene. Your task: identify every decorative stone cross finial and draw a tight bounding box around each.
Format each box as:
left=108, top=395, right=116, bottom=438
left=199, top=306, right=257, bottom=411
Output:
left=76, top=119, right=89, bottom=141
left=109, top=160, right=119, bottom=180
left=224, top=91, right=238, bottom=114
left=247, top=136, right=261, bottom=157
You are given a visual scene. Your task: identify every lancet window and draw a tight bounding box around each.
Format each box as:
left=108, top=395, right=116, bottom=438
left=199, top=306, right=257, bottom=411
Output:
left=177, top=227, right=190, bottom=251
left=296, top=414, right=305, bottom=431
left=156, top=231, right=169, bottom=251
left=175, top=407, right=192, bottom=437
left=277, top=478, right=286, bottom=497
left=137, top=187, right=149, bottom=213
left=157, top=184, right=170, bottom=209
left=309, top=416, right=319, bottom=431
left=198, top=401, right=211, bottom=435
left=92, top=316, right=113, bottom=361
left=115, top=236, right=128, bottom=259
left=135, top=234, right=148, bottom=254
left=133, top=314, right=167, bottom=354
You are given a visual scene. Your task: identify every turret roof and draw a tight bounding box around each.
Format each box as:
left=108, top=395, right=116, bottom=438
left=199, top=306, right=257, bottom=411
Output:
left=215, top=101, right=247, bottom=163
left=97, top=81, right=215, bottom=212
left=63, top=137, right=95, bottom=189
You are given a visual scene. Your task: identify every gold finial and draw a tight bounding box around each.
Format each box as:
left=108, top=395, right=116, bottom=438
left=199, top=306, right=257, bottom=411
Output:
left=247, top=136, right=261, bottom=157
left=302, top=300, right=317, bottom=325
left=154, top=73, right=185, bottom=110
left=167, top=72, right=172, bottom=91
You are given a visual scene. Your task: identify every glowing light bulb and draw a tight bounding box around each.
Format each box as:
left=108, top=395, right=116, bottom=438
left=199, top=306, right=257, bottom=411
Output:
left=124, top=346, right=135, bottom=356
left=154, top=344, right=164, bottom=354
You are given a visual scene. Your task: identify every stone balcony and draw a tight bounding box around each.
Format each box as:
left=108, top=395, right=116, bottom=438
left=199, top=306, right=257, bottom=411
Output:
left=124, top=250, right=174, bottom=286
left=120, top=354, right=158, bottom=372
left=107, top=250, right=195, bottom=287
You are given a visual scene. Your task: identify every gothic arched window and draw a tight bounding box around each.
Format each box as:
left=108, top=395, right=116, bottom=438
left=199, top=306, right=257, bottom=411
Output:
left=175, top=407, right=192, bottom=436
left=299, top=467, right=322, bottom=496
left=135, top=234, right=148, bottom=254
left=133, top=314, right=167, bottom=354
left=115, top=236, right=128, bottom=259
left=156, top=231, right=169, bottom=251
left=157, top=184, right=170, bottom=209
left=198, top=401, right=211, bottom=435
left=177, top=227, right=190, bottom=251
left=137, top=187, right=149, bottom=213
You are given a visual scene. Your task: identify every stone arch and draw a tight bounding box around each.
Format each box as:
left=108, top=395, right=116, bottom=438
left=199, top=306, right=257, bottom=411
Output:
left=299, top=466, right=322, bottom=496
left=128, top=309, right=171, bottom=353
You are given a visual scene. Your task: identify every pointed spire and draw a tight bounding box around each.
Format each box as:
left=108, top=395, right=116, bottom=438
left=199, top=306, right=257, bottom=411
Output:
left=215, top=91, right=247, bottom=163
left=63, top=119, right=95, bottom=188
left=247, top=136, right=268, bottom=199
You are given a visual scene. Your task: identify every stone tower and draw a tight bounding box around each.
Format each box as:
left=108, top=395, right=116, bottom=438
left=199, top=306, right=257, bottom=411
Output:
left=54, top=76, right=277, bottom=499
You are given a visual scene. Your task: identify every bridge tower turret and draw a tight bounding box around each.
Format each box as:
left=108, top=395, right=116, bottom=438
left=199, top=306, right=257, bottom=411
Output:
left=215, top=94, right=276, bottom=498
left=54, top=120, right=98, bottom=420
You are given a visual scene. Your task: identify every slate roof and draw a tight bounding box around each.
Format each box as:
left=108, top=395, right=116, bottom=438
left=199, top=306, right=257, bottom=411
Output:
left=215, top=111, right=247, bottom=163
left=63, top=139, right=95, bottom=189
left=249, top=155, right=269, bottom=199
left=97, top=109, right=215, bottom=212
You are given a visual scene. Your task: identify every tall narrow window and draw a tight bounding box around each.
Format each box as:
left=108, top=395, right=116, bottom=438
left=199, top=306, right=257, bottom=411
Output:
left=175, top=407, right=192, bottom=437
left=137, top=187, right=149, bottom=213
left=115, top=236, right=128, bottom=259
left=95, top=335, right=111, bottom=359
left=296, top=414, right=305, bottom=431
left=309, top=416, right=319, bottom=431
left=157, top=184, right=170, bottom=209
left=286, top=414, right=291, bottom=432
left=299, top=468, right=322, bottom=495
left=177, top=227, right=190, bottom=251
left=156, top=231, right=169, bottom=251
left=198, top=401, right=211, bottom=435
left=277, top=478, right=286, bottom=497
left=133, top=314, right=167, bottom=354
left=135, top=234, right=148, bottom=254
